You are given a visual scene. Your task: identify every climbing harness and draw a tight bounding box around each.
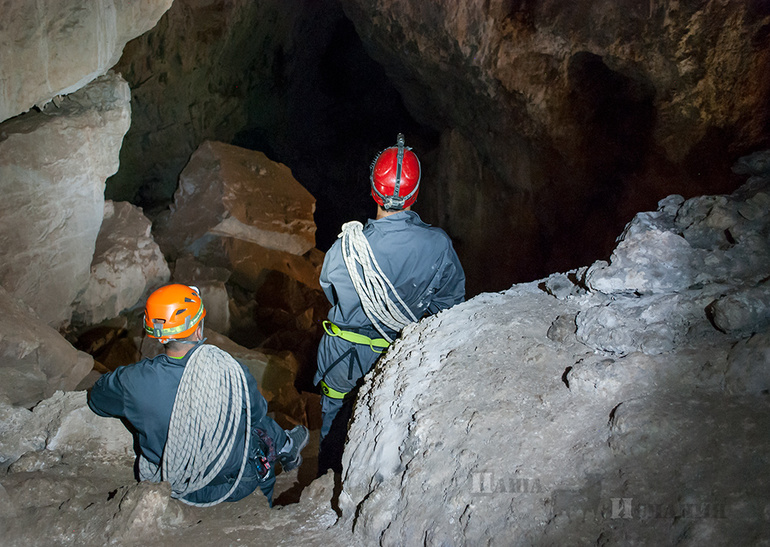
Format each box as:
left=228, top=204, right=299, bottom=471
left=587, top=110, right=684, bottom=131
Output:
left=338, top=220, right=418, bottom=342
left=138, top=344, right=252, bottom=507
left=318, top=221, right=420, bottom=399
left=323, top=320, right=390, bottom=353
left=320, top=380, right=348, bottom=400
left=319, top=320, right=390, bottom=398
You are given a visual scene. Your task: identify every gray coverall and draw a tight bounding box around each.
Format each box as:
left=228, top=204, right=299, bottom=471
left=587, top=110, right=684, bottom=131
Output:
left=314, top=210, right=465, bottom=445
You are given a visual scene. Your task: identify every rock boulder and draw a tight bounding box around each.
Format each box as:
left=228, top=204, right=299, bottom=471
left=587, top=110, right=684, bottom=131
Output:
left=155, top=141, right=317, bottom=260
left=339, top=161, right=770, bottom=544
left=72, top=200, right=170, bottom=327
left=0, top=287, right=92, bottom=408
left=0, top=0, right=173, bottom=123
left=0, top=72, right=131, bottom=328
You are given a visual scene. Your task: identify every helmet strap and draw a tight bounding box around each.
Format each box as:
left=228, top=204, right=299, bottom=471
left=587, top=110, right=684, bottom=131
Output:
left=393, top=133, right=405, bottom=200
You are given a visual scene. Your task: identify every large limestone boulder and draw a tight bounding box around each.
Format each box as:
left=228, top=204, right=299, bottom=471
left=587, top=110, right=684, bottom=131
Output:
left=0, top=72, right=131, bottom=328
left=0, top=0, right=173, bottom=123
left=339, top=165, right=770, bottom=544
left=155, top=140, right=317, bottom=260
left=0, top=287, right=92, bottom=408
left=72, top=200, right=170, bottom=327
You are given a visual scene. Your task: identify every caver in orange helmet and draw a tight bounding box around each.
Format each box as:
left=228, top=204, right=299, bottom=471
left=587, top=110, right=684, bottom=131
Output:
left=370, top=133, right=421, bottom=210
left=144, top=284, right=206, bottom=343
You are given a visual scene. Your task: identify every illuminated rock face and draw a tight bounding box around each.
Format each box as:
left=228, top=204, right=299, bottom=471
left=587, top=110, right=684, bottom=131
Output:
left=0, top=288, right=93, bottom=408
left=0, top=72, right=131, bottom=328
left=155, top=140, right=317, bottom=260
left=71, top=200, right=171, bottom=327
left=0, top=0, right=173, bottom=123
left=340, top=161, right=770, bottom=545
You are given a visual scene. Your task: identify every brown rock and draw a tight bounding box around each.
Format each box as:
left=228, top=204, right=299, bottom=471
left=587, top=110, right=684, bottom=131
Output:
left=155, top=141, right=317, bottom=259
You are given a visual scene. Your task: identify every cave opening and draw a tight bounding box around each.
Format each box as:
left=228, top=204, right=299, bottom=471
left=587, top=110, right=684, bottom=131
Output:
left=107, top=1, right=440, bottom=255
left=83, top=0, right=757, bottom=412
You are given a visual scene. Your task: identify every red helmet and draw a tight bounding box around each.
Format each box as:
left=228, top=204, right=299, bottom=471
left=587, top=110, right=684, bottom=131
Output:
left=144, top=284, right=206, bottom=343
left=370, top=133, right=421, bottom=210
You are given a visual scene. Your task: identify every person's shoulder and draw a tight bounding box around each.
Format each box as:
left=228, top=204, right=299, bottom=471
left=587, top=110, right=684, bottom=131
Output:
left=405, top=212, right=454, bottom=240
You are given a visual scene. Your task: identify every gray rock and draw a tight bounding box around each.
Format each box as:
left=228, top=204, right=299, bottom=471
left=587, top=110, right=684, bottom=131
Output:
left=0, top=287, right=92, bottom=408
left=0, top=0, right=172, bottom=123
left=72, top=200, right=170, bottom=327
left=0, top=72, right=131, bottom=328
left=732, top=150, right=770, bottom=176
left=708, top=283, right=770, bottom=336
left=0, top=391, right=132, bottom=471
left=338, top=173, right=770, bottom=545
left=724, top=332, right=770, bottom=395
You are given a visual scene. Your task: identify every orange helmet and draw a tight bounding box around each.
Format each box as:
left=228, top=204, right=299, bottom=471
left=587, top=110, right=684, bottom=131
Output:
left=144, top=284, right=206, bottom=343
left=370, top=133, right=421, bottom=210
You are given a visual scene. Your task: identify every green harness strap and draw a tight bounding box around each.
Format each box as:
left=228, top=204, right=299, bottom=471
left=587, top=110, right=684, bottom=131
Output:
left=320, top=380, right=347, bottom=399
left=320, top=321, right=392, bottom=399
left=322, top=321, right=390, bottom=353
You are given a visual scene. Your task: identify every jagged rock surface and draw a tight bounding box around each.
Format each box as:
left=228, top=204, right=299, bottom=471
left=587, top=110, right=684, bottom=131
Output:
left=339, top=167, right=770, bottom=544
left=72, top=200, right=170, bottom=327
left=0, top=287, right=92, bottom=408
left=0, top=72, right=131, bottom=328
left=0, top=0, right=172, bottom=123
left=0, top=376, right=342, bottom=547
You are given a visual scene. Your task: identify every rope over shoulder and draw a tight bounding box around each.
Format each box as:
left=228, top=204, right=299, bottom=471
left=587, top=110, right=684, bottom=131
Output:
left=139, top=344, right=251, bottom=507
left=338, top=221, right=418, bottom=342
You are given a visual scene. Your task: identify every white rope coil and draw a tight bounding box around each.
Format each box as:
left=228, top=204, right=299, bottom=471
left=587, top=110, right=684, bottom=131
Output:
left=339, top=221, right=418, bottom=342
left=140, top=344, right=251, bottom=507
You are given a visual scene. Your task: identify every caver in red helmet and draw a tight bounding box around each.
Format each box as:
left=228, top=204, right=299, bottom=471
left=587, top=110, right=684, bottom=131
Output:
left=370, top=133, right=421, bottom=210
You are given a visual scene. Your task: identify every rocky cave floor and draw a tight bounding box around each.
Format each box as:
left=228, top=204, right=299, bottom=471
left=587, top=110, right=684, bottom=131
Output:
left=1, top=422, right=352, bottom=546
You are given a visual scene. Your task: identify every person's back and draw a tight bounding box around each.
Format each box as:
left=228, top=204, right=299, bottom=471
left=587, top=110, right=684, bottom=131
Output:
left=89, top=284, right=309, bottom=507
left=314, top=134, right=465, bottom=474
left=321, top=210, right=464, bottom=328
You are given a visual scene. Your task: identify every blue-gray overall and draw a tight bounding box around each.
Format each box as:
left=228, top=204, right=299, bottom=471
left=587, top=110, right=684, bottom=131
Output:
left=88, top=346, right=287, bottom=505
left=314, top=210, right=465, bottom=471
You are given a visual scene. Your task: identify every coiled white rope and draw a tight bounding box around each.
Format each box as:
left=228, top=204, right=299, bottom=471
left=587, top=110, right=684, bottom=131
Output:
left=339, top=221, right=418, bottom=342
left=139, top=344, right=251, bottom=507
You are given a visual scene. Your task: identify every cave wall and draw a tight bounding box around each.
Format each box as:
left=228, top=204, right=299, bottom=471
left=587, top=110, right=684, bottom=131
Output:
left=0, top=2, right=173, bottom=403
left=0, top=0, right=173, bottom=123
left=107, top=0, right=307, bottom=206
left=339, top=0, right=770, bottom=293
left=107, top=0, right=431, bottom=255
